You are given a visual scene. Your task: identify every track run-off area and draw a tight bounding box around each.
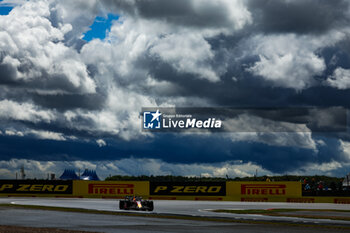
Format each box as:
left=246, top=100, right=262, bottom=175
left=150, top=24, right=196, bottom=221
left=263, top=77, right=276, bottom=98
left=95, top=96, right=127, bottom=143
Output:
left=1, top=197, right=350, bottom=231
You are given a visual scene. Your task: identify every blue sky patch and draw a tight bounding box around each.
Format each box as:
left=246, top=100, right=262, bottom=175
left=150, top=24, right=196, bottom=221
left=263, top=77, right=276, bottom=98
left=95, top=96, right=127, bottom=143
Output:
left=83, top=13, right=119, bottom=41
left=0, top=6, right=13, bottom=15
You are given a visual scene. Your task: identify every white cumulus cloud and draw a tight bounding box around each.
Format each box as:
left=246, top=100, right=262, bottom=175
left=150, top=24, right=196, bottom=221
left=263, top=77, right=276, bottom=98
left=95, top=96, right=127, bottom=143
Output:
left=326, top=67, right=350, bottom=89
left=96, top=139, right=106, bottom=147
left=0, top=100, right=55, bottom=123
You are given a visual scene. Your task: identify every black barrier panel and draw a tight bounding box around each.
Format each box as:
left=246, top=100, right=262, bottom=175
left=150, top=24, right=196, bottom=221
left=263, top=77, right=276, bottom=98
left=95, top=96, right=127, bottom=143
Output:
left=303, top=190, right=350, bottom=197
left=150, top=182, right=226, bottom=196
left=0, top=180, right=73, bottom=194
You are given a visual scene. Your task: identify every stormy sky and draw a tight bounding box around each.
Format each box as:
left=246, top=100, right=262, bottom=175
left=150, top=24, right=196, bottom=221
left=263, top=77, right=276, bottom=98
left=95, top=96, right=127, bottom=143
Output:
left=0, top=0, right=350, bottom=179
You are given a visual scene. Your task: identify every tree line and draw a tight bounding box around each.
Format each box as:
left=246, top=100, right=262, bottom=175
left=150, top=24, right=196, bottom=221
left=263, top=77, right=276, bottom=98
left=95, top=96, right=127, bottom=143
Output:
left=105, top=175, right=344, bottom=184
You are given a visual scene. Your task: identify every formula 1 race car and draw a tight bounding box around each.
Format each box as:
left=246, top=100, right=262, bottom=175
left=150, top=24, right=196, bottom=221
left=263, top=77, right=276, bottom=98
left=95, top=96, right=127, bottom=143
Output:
left=119, top=196, right=154, bottom=211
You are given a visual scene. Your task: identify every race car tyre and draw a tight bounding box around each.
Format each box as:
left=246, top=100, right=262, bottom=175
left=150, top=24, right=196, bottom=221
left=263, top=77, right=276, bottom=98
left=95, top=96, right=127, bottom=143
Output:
left=148, top=201, right=154, bottom=211
left=124, top=201, right=130, bottom=210
left=119, top=200, right=125, bottom=210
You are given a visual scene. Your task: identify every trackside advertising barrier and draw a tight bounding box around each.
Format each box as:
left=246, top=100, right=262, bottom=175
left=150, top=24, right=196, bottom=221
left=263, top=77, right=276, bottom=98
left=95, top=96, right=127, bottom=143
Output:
left=73, top=180, right=149, bottom=198
left=0, top=180, right=72, bottom=196
left=0, top=180, right=349, bottom=203
left=150, top=182, right=226, bottom=196
left=149, top=181, right=226, bottom=200
left=226, top=181, right=301, bottom=202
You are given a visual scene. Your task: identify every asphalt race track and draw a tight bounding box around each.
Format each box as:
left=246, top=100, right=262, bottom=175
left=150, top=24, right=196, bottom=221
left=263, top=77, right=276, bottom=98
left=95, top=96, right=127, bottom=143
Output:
left=0, top=197, right=350, bottom=232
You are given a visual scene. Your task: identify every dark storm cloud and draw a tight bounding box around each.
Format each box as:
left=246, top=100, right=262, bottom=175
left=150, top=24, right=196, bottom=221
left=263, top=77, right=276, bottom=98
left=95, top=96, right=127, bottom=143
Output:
left=0, top=81, right=105, bottom=112
left=1, top=0, right=350, bottom=178
left=30, top=92, right=106, bottom=111
left=321, top=46, right=350, bottom=70
left=102, top=0, right=248, bottom=29
left=0, top=64, right=93, bottom=96
left=0, top=63, right=17, bottom=85
left=134, top=0, right=235, bottom=28
left=0, top=53, right=105, bottom=111
left=0, top=133, right=346, bottom=174
left=146, top=50, right=350, bottom=109
left=247, top=0, right=350, bottom=34
left=101, top=0, right=350, bottom=34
